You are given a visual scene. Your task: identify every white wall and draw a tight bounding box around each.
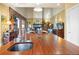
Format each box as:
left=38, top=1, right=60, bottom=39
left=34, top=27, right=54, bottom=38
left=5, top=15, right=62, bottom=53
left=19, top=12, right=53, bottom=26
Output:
left=33, top=11, right=42, bottom=24
left=15, top=8, right=33, bottom=18
left=50, top=8, right=64, bottom=24
left=52, top=7, right=64, bottom=17
left=65, top=4, right=79, bottom=46
left=0, top=12, right=1, bottom=46
left=33, top=11, right=42, bottom=18
left=10, top=7, right=33, bottom=18
left=44, top=8, right=52, bottom=19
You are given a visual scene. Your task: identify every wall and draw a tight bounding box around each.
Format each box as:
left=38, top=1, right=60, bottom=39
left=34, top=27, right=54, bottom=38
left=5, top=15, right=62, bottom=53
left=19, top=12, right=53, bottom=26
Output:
left=65, top=4, right=79, bottom=46
left=52, top=7, right=65, bottom=17
left=10, top=7, right=33, bottom=25
left=0, top=4, right=9, bottom=45
left=50, top=7, right=65, bottom=25
left=51, top=9, right=65, bottom=25
left=33, top=11, right=42, bottom=24
left=44, top=8, right=53, bottom=24
left=0, top=11, right=1, bottom=46
left=10, top=7, right=33, bottom=19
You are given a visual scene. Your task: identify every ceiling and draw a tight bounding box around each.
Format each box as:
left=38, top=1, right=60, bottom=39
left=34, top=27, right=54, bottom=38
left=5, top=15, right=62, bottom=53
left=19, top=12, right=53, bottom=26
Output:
left=7, top=3, right=65, bottom=8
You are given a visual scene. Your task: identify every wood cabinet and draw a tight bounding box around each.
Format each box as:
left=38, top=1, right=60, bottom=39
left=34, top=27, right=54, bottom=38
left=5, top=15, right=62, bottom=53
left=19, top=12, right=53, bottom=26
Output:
left=53, top=29, right=64, bottom=38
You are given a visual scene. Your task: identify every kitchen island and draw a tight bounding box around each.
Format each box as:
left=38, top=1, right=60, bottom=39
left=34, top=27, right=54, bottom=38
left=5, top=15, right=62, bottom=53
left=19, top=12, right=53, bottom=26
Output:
left=0, top=33, right=79, bottom=55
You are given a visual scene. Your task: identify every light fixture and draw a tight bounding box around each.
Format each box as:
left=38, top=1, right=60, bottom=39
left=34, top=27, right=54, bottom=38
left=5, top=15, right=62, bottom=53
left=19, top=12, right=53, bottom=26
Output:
left=34, top=7, right=42, bottom=12
left=22, top=25, right=25, bottom=28
left=45, top=19, right=49, bottom=23
left=7, top=20, right=11, bottom=25
left=57, top=3, right=60, bottom=6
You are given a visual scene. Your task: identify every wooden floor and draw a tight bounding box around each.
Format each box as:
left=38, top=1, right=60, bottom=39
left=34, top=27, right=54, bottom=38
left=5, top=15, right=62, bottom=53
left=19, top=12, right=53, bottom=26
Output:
left=0, top=33, right=79, bottom=55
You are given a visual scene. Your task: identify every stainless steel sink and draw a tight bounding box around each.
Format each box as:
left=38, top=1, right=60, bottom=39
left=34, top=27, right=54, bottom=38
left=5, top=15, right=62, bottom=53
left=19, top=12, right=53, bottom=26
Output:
left=8, top=42, right=33, bottom=51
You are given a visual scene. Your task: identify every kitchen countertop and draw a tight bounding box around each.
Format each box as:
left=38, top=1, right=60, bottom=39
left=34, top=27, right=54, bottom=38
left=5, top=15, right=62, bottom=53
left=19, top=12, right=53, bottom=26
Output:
left=0, top=33, right=79, bottom=55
